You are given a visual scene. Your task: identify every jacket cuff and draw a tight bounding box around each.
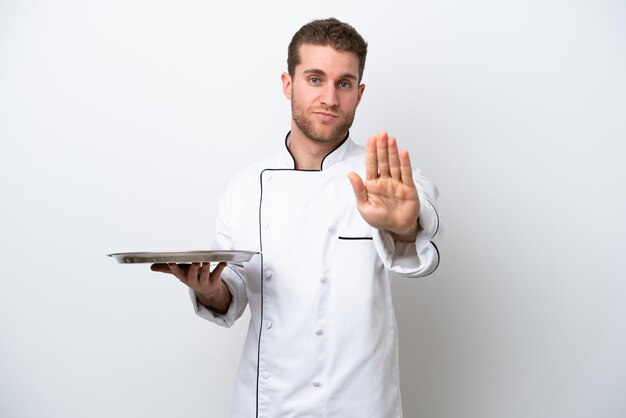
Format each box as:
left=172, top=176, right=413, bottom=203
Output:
left=372, top=196, right=440, bottom=277
left=189, top=267, right=247, bottom=328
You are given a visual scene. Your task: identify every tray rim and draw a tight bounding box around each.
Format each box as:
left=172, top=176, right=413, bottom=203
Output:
left=108, top=250, right=260, bottom=264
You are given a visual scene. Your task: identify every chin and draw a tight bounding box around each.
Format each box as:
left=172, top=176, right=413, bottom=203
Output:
left=309, top=129, right=346, bottom=144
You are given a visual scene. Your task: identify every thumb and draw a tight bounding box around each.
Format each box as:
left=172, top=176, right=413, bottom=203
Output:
left=347, top=172, right=368, bottom=205
left=210, top=261, right=228, bottom=282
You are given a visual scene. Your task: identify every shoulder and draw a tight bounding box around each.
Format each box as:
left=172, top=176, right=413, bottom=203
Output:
left=333, top=139, right=366, bottom=173
left=223, top=149, right=284, bottom=194
left=345, top=140, right=365, bottom=165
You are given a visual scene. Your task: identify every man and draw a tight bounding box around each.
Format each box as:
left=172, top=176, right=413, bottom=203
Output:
left=152, top=18, right=439, bottom=418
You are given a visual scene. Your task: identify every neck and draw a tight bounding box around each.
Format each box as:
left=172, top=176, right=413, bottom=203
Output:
left=287, top=127, right=347, bottom=170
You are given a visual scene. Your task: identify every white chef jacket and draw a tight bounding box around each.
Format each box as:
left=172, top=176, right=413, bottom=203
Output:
left=192, top=135, right=440, bottom=418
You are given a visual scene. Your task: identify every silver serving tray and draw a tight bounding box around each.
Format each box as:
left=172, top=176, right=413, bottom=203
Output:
left=108, top=250, right=259, bottom=264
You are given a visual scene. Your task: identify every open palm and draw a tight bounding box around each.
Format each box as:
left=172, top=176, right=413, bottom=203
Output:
left=348, top=132, right=420, bottom=240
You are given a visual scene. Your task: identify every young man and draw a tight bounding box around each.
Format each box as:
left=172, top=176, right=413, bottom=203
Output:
left=153, top=18, right=440, bottom=418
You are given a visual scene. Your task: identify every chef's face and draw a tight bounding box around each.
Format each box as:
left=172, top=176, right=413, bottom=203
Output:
left=282, top=44, right=366, bottom=144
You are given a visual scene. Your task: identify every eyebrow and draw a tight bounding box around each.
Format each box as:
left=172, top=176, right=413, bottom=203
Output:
left=302, top=68, right=358, bottom=81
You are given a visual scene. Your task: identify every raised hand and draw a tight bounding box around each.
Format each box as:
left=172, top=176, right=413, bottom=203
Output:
left=151, top=261, right=231, bottom=313
left=348, top=131, right=420, bottom=242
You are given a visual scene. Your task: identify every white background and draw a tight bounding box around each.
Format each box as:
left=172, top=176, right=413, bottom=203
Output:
left=1, top=1, right=625, bottom=417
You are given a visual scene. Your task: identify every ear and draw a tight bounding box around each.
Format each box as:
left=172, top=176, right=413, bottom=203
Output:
left=356, top=83, right=366, bottom=105
left=281, top=72, right=293, bottom=100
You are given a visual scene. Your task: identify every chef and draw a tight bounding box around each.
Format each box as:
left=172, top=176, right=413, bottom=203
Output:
left=152, top=18, right=440, bottom=418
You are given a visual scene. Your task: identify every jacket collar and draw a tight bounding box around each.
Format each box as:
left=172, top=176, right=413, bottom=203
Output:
left=282, top=131, right=352, bottom=171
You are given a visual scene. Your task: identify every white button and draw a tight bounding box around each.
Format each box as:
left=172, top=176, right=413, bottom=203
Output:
left=266, top=175, right=272, bottom=182
left=263, top=222, right=270, bottom=230
left=262, top=371, right=270, bottom=380
left=315, top=328, right=324, bottom=336
left=264, top=320, right=272, bottom=329
left=265, top=271, right=273, bottom=280
left=312, top=381, right=321, bottom=387
left=328, top=225, right=336, bottom=234
left=320, top=275, right=328, bottom=283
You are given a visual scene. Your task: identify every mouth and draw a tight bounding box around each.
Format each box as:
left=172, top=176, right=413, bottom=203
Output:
left=313, top=111, right=339, bottom=122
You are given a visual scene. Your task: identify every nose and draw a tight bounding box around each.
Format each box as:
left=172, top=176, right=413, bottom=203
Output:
left=320, top=84, right=339, bottom=107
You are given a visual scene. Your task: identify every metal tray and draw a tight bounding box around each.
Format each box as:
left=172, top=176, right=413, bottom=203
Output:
left=108, top=250, right=259, bottom=264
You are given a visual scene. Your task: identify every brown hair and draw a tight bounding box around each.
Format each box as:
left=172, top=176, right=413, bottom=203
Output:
left=287, top=18, right=368, bottom=82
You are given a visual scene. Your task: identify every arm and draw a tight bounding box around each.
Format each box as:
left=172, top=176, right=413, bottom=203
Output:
left=348, top=131, right=440, bottom=276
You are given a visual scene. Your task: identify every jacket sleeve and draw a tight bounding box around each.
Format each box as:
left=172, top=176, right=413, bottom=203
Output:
left=190, top=182, right=249, bottom=327
left=372, top=167, right=441, bottom=277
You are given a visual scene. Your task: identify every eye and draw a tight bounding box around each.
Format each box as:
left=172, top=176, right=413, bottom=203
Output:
left=338, top=81, right=352, bottom=89
left=308, top=77, right=320, bottom=85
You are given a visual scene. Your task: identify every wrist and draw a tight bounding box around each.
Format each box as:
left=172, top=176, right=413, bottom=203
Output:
left=389, top=218, right=420, bottom=243
left=195, top=282, right=231, bottom=314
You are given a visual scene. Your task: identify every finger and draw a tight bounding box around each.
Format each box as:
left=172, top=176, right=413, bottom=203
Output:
left=348, top=172, right=368, bottom=206
left=167, top=263, right=188, bottom=282
left=388, top=136, right=401, bottom=180
left=210, top=262, right=228, bottom=284
left=151, top=263, right=172, bottom=273
left=377, top=131, right=390, bottom=178
left=198, top=262, right=211, bottom=284
left=365, top=135, right=378, bottom=180
left=399, top=149, right=415, bottom=184
left=187, top=262, right=201, bottom=285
